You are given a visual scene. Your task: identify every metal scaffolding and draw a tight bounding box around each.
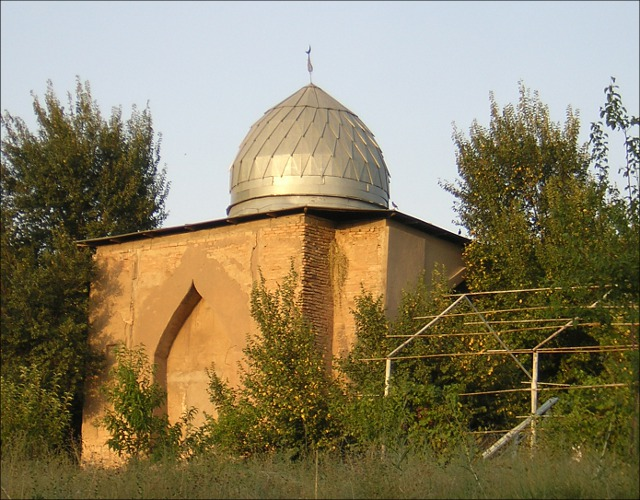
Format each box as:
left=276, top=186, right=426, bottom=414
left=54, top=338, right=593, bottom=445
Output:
left=364, top=286, right=638, bottom=456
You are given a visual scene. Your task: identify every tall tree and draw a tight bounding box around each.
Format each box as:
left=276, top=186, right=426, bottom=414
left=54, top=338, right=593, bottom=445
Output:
left=440, top=80, right=638, bottom=457
left=1, top=78, right=169, bottom=451
left=443, top=79, right=638, bottom=296
left=443, top=82, right=589, bottom=292
left=335, top=81, right=638, bottom=460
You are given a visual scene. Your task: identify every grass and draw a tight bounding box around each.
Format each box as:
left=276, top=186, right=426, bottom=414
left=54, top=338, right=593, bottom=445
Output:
left=1, top=444, right=638, bottom=499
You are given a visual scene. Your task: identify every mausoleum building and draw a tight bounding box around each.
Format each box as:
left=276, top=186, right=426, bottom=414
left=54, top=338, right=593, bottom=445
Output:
left=80, top=83, right=467, bottom=463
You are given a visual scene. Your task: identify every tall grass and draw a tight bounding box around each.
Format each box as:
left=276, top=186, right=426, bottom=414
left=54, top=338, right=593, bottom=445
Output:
left=1, top=444, right=638, bottom=499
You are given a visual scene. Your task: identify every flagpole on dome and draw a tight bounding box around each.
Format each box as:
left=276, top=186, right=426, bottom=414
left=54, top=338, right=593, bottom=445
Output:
left=306, top=45, right=313, bottom=84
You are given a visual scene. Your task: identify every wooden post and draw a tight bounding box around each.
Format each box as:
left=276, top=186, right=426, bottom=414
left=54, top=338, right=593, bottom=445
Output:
left=314, top=447, right=319, bottom=499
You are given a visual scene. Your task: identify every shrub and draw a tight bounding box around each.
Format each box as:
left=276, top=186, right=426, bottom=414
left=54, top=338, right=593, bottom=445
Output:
left=207, top=265, right=344, bottom=457
left=337, top=268, right=473, bottom=457
left=99, top=344, right=202, bottom=461
left=0, top=364, right=73, bottom=458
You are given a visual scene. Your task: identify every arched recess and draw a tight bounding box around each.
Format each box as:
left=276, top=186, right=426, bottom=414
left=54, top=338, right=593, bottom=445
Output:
left=153, top=282, right=202, bottom=412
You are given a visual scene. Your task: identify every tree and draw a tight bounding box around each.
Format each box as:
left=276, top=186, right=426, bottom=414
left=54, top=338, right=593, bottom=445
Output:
left=443, top=82, right=588, bottom=292
left=207, top=266, right=342, bottom=457
left=443, top=79, right=638, bottom=296
left=590, top=77, right=639, bottom=217
left=440, top=80, right=638, bottom=458
left=1, top=78, right=169, bottom=452
left=337, top=81, right=637, bottom=460
left=1, top=364, right=73, bottom=457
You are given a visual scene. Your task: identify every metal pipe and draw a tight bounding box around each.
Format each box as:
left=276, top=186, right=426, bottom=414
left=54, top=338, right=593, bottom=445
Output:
left=464, top=295, right=532, bottom=380
left=482, top=397, right=559, bottom=459
left=383, top=295, right=467, bottom=397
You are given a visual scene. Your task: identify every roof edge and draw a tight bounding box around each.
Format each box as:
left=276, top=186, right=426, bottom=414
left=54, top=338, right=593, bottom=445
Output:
left=76, top=207, right=469, bottom=247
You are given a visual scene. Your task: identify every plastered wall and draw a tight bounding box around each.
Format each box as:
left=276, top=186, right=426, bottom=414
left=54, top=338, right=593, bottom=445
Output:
left=82, top=215, right=307, bottom=463
left=81, top=212, right=464, bottom=464
left=385, top=220, right=466, bottom=316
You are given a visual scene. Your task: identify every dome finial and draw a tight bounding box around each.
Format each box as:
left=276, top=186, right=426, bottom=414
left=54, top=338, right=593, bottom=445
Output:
left=306, top=45, right=313, bottom=84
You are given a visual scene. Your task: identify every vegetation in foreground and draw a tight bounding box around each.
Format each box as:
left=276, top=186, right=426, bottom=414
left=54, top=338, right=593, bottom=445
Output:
left=1, top=77, right=637, bottom=500
left=1, top=441, right=638, bottom=500
left=1, top=78, right=169, bottom=452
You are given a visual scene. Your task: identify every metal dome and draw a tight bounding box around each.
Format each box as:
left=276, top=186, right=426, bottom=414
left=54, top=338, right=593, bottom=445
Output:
left=227, top=84, right=391, bottom=217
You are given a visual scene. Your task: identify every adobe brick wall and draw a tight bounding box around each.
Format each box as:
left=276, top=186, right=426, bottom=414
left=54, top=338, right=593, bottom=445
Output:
left=331, top=219, right=389, bottom=358
left=386, top=219, right=466, bottom=316
left=301, top=215, right=336, bottom=368
left=82, top=214, right=309, bottom=464
left=81, top=212, right=465, bottom=465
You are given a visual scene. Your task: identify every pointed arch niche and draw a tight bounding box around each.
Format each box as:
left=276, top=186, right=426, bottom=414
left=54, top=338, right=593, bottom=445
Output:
left=154, top=282, right=214, bottom=426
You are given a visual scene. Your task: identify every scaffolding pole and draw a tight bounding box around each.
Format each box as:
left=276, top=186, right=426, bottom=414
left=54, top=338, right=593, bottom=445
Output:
left=384, top=294, right=467, bottom=397
left=482, top=397, right=559, bottom=460
left=530, top=351, right=540, bottom=448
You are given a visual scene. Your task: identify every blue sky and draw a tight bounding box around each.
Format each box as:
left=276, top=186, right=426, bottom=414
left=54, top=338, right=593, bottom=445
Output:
left=2, top=1, right=638, bottom=234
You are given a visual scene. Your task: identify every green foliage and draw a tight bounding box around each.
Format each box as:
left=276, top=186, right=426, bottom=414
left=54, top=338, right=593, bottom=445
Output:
left=382, top=269, right=473, bottom=456
left=443, top=82, right=590, bottom=291
left=334, top=290, right=390, bottom=449
left=100, top=345, right=167, bottom=459
left=585, top=78, right=639, bottom=298
left=541, top=379, right=639, bottom=459
left=443, top=79, right=638, bottom=296
left=341, top=268, right=638, bottom=459
left=338, top=289, right=390, bottom=393
left=99, top=344, right=203, bottom=462
left=1, top=78, right=168, bottom=243
left=1, top=232, right=93, bottom=390
left=1, top=77, right=169, bottom=450
left=438, top=79, right=638, bottom=459
left=0, top=364, right=73, bottom=457
left=337, top=268, right=473, bottom=457
left=590, top=77, right=640, bottom=214
left=206, top=265, right=343, bottom=457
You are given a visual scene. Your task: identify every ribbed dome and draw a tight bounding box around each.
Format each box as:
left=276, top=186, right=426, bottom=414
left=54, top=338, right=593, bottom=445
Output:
left=227, top=84, right=391, bottom=217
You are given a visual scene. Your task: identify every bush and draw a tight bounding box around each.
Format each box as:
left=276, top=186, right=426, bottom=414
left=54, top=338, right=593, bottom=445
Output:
left=206, top=265, right=344, bottom=457
left=0, top=364, right=73, bottom=458
left=337, top=268, right=473, bottom=457
left=99, top=344, right=202, bottom=462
